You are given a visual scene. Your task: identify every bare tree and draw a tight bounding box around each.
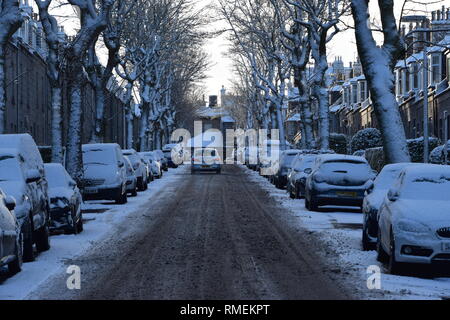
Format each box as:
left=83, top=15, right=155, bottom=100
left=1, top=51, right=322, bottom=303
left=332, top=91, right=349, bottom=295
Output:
left=351, top=0, right=410, bottom=163
left=0, top=0, right=23, bottom=134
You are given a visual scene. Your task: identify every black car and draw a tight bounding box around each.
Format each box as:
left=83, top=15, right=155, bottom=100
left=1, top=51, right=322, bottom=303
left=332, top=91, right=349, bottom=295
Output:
left=287, top=154, right=317, bottom=199
left=272, top=150, right=302, bottom=189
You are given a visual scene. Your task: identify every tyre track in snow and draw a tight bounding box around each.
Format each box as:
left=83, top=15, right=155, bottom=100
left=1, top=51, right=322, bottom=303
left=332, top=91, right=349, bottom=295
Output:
left=29, top=165, right=350, bottom=300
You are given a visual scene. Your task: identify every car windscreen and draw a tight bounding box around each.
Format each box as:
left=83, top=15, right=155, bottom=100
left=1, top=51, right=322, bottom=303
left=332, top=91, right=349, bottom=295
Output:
left=374, top=168, right=403, bottom=190
left=400, top=176, right=450, bottom=201
left=45, top=166, right=67, bottom=188
left=281, top=153, right=299, bottom=168
left=0, top=155, right=23, bottom=182
left=83, top=149, right=116, bottom=165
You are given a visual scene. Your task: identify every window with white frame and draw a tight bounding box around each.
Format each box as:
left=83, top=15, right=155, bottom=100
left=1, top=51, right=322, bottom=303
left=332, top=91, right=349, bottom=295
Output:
left=351, top=83, right=357, bottom=104
left=396, top=69, right=403, bottom=96
left=358, top=81, right=367, bottom=102
left=430, top=53, right=441, bottom=85
left=409, top=62, right=420, bottom=91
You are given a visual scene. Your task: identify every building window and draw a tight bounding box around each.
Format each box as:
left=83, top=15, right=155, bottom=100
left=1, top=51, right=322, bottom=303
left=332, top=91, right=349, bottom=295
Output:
left=351, top=83, right=357, bottom=104
left=396, top=69, right=403, bottom=95
left=409, top=62, right=419, bottom=90
left=430, top=53, right=441, bottom=85
left=359, top=81, right=367, bottom=102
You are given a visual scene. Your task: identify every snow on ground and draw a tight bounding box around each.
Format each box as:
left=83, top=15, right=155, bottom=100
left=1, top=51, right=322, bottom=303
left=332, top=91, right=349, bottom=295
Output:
left=243, top=166, right=450, bottom=300
left=0, top=167, right=183, bottom=300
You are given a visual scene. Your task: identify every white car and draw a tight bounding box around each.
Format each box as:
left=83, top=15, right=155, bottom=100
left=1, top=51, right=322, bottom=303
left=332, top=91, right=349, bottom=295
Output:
left=377, top=164, right=450, bottom=274
left=140, top=152, right=163, bottom=179
left=191, top=148, right=222, bottom=174
left=362, top=163, right=414, bottom=250
left=123, top=156, right=138, bottom=197
left=0, top=188, right=22, bottom=274
left=122, top=149, right=148, bottom=191
left=82, top=144, right=128, bottom=204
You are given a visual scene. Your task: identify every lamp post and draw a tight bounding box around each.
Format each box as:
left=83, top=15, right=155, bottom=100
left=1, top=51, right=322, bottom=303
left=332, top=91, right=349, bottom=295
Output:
left=423, top=46, right=429, bottom=163
left=444, top=110, right=448, bottom=165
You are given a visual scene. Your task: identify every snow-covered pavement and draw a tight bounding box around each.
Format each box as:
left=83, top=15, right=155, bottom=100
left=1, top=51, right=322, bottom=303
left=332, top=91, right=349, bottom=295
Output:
left=0, top=168, right=182, bottom=300
left=243, top=166, right=450, bottom=300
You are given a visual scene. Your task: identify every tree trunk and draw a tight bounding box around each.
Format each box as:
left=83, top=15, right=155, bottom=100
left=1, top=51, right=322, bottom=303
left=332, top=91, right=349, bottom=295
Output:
left=90, top=85, right=105, bottom=143
left=50, top=86, right=63, bottom=163
left=351, top=0, right=410, bottom=163
left=0, top=51, right=6, bottom=134
left=126, top=106, right=133, bottom=149
left=315, top=85, right=330, bottom=150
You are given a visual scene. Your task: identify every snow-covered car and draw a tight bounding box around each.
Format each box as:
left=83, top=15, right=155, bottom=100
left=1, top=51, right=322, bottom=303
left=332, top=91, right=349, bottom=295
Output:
left=191, top=148, right=222, bottom=174
left=287, top=154, right=318, bottom=199
left=362, top=163, right=414, bottom=251
left=244, top=146, right=259, bottom=170
left=305, top=154, right=376, bottom=211
left=123, top=156, right=138, bottom=197
left=163, top=144, right=182, bottom=168
left=154, top=150, right=168, bottom=171
left=44, top=163, right=83, bottom=234
left=272, top=150, right=302, bottom=189
left=122, top=149, right=148, bottom=191
left=140, top=152, right=163, bottom=179
left=81, top=143, right=128, bottom=204
left=0, top=134, right=51, bottom=262
left=0, top=188, right=22, bottom=274
left=377, top=164, right=450, bottom=275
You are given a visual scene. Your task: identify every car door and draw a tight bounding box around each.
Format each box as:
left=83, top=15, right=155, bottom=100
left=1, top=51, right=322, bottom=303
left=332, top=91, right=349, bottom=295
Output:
left=0, top=195, right=17, bottom=257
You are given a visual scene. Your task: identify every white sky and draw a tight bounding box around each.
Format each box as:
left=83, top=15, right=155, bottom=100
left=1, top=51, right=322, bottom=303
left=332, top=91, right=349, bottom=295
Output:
left=199, top=0, right=446, bottom=96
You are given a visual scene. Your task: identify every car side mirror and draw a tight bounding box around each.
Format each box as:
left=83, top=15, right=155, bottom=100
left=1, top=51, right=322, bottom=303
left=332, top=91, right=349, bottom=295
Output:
left=118, top=161, right=125, bottom=168
left=26, top=169, right=41, bottom=183
left=304, top=168, right=312, bottom=174
left=4, top=195, right=16, bottom=211
left=366, top=181, right=374, bottom=195
left=387, top=188, right=399, bottom=202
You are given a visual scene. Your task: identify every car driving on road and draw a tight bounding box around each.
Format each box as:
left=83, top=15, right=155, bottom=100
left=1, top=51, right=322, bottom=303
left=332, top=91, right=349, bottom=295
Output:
left=45, top=163, right=83, bottom=234
left=82, top=144, right=128, bottom=204
left=305, top=154, right=375, bottom=211
left=0, top=188, right=22, bottom=274
left=377, top=164, right=450, bottom=275
left=362, top=163, right=413, bottom=251
left=191, top=148, right=222, bottom=174
left=287, top=154, right=318, bottom=199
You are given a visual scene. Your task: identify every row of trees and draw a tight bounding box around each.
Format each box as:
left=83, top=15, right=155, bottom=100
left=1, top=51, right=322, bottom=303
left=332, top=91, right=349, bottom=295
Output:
left=220, top=0, right=412, bottom=163
left=0, top=0, right=209, bottom=181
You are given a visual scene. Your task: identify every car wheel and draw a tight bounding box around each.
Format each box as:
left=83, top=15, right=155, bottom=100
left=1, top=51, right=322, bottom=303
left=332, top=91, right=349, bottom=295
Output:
left=289, top=189, right=295, bottom=199
left=388, top=233, right=405, bottom=275
left=35, top=224, right=51, bottom=253
left=376, top=229, right=389, bottom=263
left=308, top=195, right=318, bottom=211
left=116, top=188, right=128, bottom=205
left=22, top=216, right=34, bottom=262
left=362, top=228, right=373, bottom=251
left=8, top=231, right=23, bottom=274
left=131, top=187, right=138, bottom=197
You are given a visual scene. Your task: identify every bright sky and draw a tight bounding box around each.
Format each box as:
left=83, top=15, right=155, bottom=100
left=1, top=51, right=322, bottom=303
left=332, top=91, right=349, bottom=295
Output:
left=199, top=0, right=446, bottom=96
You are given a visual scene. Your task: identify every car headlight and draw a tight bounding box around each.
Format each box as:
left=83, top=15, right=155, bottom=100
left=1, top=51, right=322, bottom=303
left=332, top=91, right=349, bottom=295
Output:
left=397, top=220, right=431, bottom=234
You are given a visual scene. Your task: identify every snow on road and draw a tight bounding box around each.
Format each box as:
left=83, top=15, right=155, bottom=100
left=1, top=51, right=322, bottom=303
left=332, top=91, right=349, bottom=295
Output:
left=0, top=168, right=182, bottom=300
left=243, top=166, right=450, bottom=300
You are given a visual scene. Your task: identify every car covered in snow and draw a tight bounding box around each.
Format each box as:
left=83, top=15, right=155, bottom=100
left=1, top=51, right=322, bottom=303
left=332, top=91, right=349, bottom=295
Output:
left=163, top=144, right=183, bottom=168
left=122, top=149, right=148, bottom=191
left=140, top=152, right=163, bottom=179
left=271, top=150, right=302, bottom=189
left=287, top=154, right=318, bottom=199
left=191, top=148, right=222, bottom=174
left=154, top=149, right=168, bottom=171
left=362, top=163, right=414, bottom=251
left=305, top=154, right=376, bottom=211
left=44, top=163, right=83, bottom=234
left=123, top=156, right=138, bottom=197
left=377, top=164, right=450, bottom=274
left=81, top=143, right=128, bottom=204
left=0, top=188, right=22, bottom=274
left=0, top=134, right=51, bottom=262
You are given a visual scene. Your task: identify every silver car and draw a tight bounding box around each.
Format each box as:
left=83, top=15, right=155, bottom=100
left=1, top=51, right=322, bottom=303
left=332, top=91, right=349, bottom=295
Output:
left=377, top=164, right=450, bottom=275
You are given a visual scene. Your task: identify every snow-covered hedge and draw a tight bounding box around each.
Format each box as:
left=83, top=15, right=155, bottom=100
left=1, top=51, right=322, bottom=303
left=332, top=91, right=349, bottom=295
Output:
left=407, top=137, right=441, bottom=163
left=329, top=133, right=348, bottom=155
left=430, top=140, right=450, bottom=165
left=350, top=128, right=382, bottom=153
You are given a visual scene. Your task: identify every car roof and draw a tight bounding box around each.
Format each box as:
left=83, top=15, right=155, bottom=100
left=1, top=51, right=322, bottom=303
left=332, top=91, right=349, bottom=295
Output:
left=0, top=148, right=20, bottom=157
left=401, top=164, right=450, bottom=180
left=316, top=154, right=367, bottom=163
left=83, top=143, right=119, bottom=150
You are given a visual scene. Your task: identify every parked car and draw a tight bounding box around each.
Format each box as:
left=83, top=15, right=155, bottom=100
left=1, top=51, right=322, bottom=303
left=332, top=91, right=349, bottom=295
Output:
left=140, top=152, right=163, bottom=179
left=272, top=150, right=302, bottom=189
left=0, top=188, right=22, bottom=274
left=122, top=149, right=148, bottom=191
left=163, top=144, right=182, bottom=168
left=0, top=134, right=51, bottom=262
left=123, top=156, right=138, bottom=197
left=245, top=146, right=259, bottom=170
left=191, top=148, right=222, bottom=174
left=154, top=150, right=168, bottom=171
left=81, top=143, right=128, bottom=204
left=305, top=154, right=376, bottom=211
left=362, top=163, right=414, bottom=251
left=44, top=163, right=83, bottom=234
left=377, top=164, right=450, bottom=275
left=287, top=154, right=318, bottom=199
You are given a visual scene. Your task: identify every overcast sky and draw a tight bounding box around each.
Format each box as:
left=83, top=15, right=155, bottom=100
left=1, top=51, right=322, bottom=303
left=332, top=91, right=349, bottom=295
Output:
left=200, top=0, right=446, bottom=96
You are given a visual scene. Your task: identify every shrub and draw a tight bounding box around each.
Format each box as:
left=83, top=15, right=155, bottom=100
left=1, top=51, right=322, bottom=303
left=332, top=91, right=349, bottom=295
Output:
left=351, top=128, right=382, bottom=153
left=430, top=140, right=450, bottom=165
left=329, top=133, right=348, bottom=155
left=407, top=137, right=441, bottom=163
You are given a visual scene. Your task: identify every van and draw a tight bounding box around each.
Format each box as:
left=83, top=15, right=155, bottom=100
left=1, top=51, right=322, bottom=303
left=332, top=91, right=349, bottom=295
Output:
left=81, top=144, right=128, bottom=204
left=0, top=134, right=51, bottom=261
